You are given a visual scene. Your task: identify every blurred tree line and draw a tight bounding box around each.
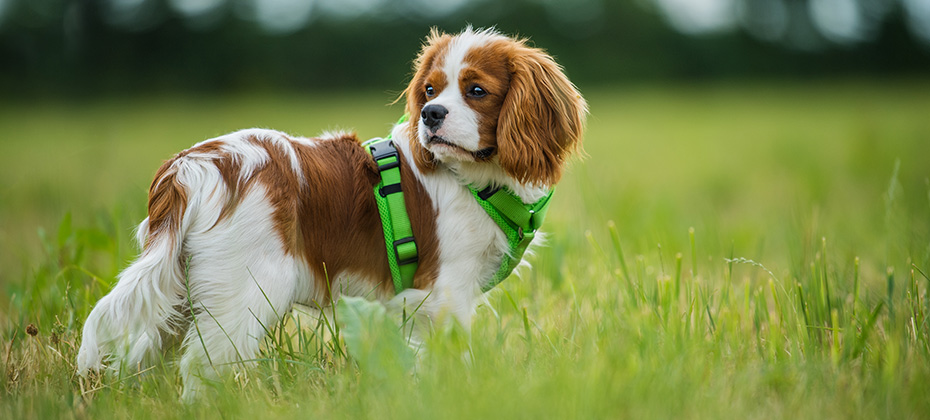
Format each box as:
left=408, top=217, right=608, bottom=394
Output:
left=0, top=0, right=928, bottom=97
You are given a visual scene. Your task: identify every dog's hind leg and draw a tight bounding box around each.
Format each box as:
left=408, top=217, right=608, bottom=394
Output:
left=176, top=189, right=303, bottom=401
left=177, top=255, right=301, bottom=401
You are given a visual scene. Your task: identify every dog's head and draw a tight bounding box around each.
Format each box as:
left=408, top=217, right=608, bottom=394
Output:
left=403, top=27, right=587, bottom=187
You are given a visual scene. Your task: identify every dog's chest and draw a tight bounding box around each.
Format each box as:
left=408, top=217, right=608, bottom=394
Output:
left=429, top=182, right=510, bottom=287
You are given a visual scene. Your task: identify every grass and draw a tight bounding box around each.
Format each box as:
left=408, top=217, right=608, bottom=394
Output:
left=2, top=80, right=930, bottom=418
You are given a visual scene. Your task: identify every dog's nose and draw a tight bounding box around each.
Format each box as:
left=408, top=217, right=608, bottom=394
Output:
left=421, top=105, right=448, bottom=130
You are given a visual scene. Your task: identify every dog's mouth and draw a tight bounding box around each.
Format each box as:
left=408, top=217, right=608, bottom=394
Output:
left=427, top=136, right=496, bottom=161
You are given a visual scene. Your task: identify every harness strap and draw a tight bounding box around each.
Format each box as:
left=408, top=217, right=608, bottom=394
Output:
left=363, top=115, right=554, bottom=294
left=366, top=139, right=418, bottom=294
left=469, top=186, right=554, bottom=292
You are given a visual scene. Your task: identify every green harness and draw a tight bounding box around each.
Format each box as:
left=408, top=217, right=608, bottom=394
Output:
left=364, top=122, right=553, bottom=295
left=468, top=185, right=553, bottom=292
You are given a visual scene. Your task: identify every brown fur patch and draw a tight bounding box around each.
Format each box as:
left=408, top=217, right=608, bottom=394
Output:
left=403, top=28, right=454, bottom=173
left=461, top=41, right=512, bottom=152
left=495, top=41, right=588, bottom=185
left=245, top=134, right=440, bottom=298
left=147, top=159, right=187, bottom=249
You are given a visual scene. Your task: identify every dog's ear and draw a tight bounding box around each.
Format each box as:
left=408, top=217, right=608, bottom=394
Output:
left=497, top=44, right=587, bottom=186
left=402, top=28, right=452, bottom=173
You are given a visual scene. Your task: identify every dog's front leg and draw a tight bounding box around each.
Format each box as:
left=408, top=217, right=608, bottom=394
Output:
left=388, top=274, right=484, bottom=337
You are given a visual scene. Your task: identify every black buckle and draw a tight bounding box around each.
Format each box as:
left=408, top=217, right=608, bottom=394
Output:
left=369, top=140, right=400, bottom=171
left=379, top=183, right=402, bottom=197
left=477, top=185, right=500, bottom=200
left=393, top=236, right=418, bottom=265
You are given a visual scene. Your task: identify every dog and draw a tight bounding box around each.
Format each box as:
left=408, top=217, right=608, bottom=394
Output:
left=77, top=26, right=586, bottom=399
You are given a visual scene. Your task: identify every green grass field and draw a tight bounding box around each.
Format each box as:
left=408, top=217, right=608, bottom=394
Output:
left=2, top=81, right=930, bottom=418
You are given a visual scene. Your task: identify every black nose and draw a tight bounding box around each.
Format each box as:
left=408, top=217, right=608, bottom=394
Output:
left=421, top=104, right=448, bottom=130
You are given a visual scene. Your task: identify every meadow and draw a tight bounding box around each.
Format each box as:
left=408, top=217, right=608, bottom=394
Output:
left=2, top=80, right=930, bottom=418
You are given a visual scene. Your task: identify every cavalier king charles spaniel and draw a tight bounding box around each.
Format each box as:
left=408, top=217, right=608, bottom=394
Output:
left=78, top=27, right=587, bottom=399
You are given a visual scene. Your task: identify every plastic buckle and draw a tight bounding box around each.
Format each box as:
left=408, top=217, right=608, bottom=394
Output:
left=393, top=236, right=418, bottom=266
left=379, top=183, right=402, bottom=197
left=369, top=140, right=400, bottom=171
left=477, top=185, right=500, bottom=200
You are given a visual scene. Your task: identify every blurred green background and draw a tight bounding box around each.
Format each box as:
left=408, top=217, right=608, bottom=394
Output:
left=1, top=0, right=929, bottom=313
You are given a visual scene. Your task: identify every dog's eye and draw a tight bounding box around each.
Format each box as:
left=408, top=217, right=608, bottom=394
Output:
left=425, top=85, right=435, bottom=97
left=467, top=85, right=487, bottom=98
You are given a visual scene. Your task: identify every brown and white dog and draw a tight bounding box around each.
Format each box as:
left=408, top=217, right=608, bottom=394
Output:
left=77, top=27, right=586, bottom=399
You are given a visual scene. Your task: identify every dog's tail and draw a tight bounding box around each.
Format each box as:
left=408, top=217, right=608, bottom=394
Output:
left=77, top=157, right=195, bottom=374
